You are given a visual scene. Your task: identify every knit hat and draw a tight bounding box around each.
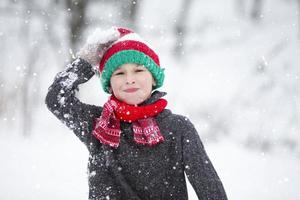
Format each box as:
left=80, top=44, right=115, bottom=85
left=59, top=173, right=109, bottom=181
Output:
left=99, top=27, right=165, bottom=93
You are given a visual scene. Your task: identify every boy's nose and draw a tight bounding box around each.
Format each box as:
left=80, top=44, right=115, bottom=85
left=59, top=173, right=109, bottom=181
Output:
left=125, top=73, right=135, bottom=84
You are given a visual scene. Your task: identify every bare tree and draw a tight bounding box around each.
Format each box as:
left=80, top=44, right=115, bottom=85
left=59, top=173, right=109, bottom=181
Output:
left=1, top=0, right=55, bottom=137
left=298, top=0, right=300, bottom=38
left=235, top=0, right=264, bottom=22
left=120, top=0, right=141, bottom=30
left=235, top=0, right=246, bottom=17
left=44, top=1, right=64, bottom=53
left=13, top=1, right=32, bottom=137
left=0, top=0, right=84, bottom=136
left=65, top=0, right=88, bottom=52
left=18, top=0, right=40, bottom=137
left=251, top=0, right=264, bottom=21
left=0, top=35, right=4, bottom=116
left=0, top=71, right=3, bottom=116
left=174, top=0, right=193, bottom=57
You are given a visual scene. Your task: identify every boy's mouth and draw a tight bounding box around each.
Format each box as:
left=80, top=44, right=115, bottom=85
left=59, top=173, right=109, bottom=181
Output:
left=124, top=88, right=139, bottom=93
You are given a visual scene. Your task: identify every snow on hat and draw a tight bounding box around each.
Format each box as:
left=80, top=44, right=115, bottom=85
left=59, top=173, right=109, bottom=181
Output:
left=99, top=27, right=165, bottom=93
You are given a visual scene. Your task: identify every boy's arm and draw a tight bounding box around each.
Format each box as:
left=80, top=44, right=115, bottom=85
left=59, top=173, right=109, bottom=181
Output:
left=180, top=117, right=228, bottom=200
left=45, top=58, right=102, bottom=146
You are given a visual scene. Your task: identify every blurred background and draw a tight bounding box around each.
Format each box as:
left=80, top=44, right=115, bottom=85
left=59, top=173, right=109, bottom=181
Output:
left=0, top=0, right=300, bottom=199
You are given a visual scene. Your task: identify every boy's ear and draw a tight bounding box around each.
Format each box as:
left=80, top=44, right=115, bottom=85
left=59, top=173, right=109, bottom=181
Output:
left=152, top=77, right=156, bottom=87
left=108, top=87, right=113, bottom=94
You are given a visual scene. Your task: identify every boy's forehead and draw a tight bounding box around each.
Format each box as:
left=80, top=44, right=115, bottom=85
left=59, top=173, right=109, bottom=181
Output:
left=118, top=63, right=144, bottom=69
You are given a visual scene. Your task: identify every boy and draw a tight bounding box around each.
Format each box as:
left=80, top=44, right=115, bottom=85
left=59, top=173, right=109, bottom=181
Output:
left=46, top=27, right=227, bottom=200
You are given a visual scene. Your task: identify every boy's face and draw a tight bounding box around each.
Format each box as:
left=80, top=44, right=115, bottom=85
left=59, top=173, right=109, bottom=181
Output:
left=110, top=63, right=155, bottom=105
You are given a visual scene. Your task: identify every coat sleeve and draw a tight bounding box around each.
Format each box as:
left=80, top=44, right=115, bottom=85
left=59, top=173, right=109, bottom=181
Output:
left=180, top=116, right=228, bottom=200
left=45, top=58, right=102, bottom=147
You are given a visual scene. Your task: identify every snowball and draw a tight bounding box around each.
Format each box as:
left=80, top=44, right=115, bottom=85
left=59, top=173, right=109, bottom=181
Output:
left=86, top=27, right=120, bottom=45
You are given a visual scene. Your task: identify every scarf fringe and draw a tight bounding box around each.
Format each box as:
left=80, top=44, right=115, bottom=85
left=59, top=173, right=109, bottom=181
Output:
left=92, top=96, right=167, bottom=148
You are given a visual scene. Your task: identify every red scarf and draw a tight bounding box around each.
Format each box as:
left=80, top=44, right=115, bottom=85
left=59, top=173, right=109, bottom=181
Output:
left=92, top=96, right=167, bottom=148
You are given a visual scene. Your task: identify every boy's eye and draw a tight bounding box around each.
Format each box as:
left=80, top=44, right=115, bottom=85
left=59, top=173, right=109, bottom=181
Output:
left=135, top=67, right=146, bottom=72
left=113, top=71, right=124, bottom=76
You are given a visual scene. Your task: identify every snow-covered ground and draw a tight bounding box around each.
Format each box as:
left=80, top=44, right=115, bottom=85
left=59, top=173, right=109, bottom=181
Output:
left=1, top=121, right=300, bottom=200
left=1, top=0, right=300, bottom=199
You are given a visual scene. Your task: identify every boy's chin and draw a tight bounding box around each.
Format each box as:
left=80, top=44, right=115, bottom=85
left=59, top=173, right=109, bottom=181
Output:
left=121, top=96, right=146, bottom=106
left=122, top=99, right=143, bottom=106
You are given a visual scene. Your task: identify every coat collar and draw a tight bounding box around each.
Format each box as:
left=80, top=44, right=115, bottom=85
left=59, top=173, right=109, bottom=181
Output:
left=140, top=90, right=167, bottom=106
left=142, top=90, right=172, bottom=120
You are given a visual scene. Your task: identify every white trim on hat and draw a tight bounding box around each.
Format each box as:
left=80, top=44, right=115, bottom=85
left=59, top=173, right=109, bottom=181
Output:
left=117, top=32, right=146, bottom=43
left=114, top=32, right=158, bottom=52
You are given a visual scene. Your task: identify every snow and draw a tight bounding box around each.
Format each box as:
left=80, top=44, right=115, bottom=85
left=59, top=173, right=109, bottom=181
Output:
left=58, top=70, right=78, bottom=89
left=86, top=27, right=120, bottom=45
left=0, top=130, right=299, bottom=200
left=1, top=0, right=300, bottom=199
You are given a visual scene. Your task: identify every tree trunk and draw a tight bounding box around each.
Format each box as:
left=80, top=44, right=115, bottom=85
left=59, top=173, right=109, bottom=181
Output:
left=130, top=0, right=141, bottom=29
left=235, top=0, right=246, bottom=17
left=66, top=0, right=87, bottom=52
left=20, top=1, right=33, bottom=137
left=120, top=0, right=141, bottom=30
left=20, top=64, right=32, bottom=137
left=251, top=0, right=263, bottom=21
left=0, top=71, right=3, bottom=115
left=298, top=0, right=300, bottom=38
left=174, top=0, right=193, bottom=57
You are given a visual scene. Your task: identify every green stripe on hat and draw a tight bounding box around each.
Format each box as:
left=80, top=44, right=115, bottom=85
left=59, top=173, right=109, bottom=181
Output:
left=101, top=50, right=165, bottom=93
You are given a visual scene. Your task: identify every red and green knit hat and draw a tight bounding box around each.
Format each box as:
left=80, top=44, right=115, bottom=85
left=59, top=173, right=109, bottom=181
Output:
left=99, top=27, right=165, bottom=93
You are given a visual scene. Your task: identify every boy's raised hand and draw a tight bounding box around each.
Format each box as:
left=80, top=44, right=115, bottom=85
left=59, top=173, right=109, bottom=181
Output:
left=77, top=26, right=120, bottom=67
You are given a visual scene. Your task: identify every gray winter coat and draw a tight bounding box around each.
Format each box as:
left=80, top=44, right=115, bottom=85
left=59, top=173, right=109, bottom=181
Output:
left=45, top=58, right=227, bottom=200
